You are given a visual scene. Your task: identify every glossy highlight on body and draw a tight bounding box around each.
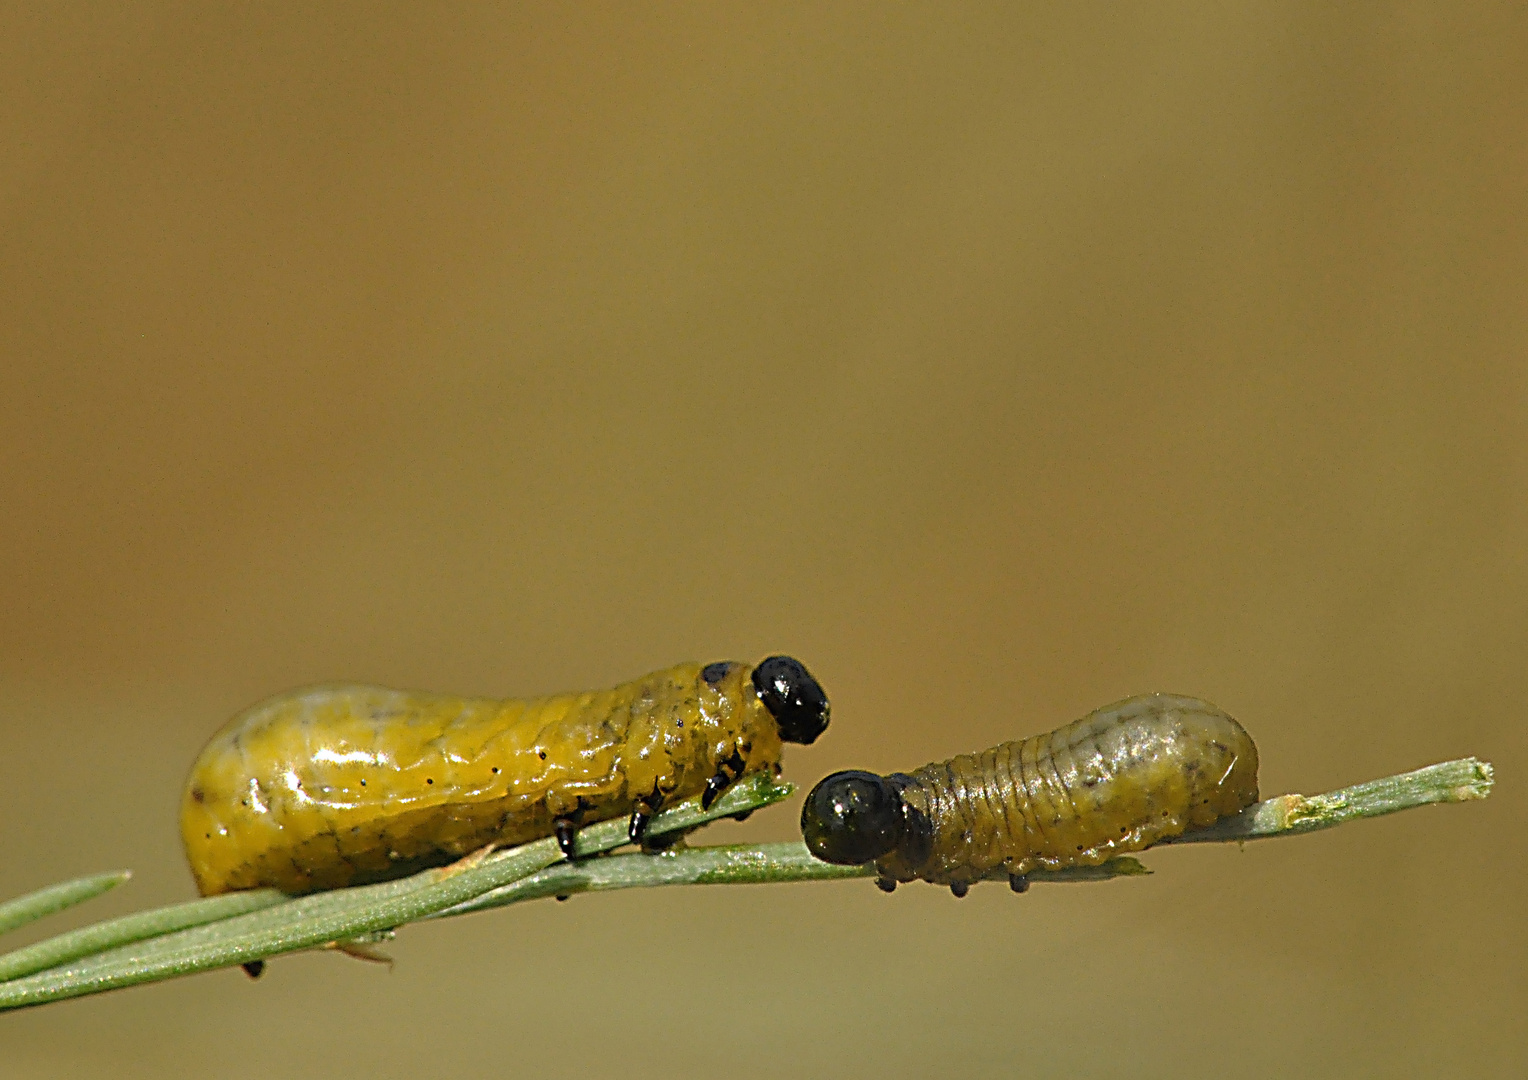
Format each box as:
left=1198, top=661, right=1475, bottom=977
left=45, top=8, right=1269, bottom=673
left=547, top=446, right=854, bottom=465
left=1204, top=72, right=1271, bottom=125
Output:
left=182, top=657, right=828, bottom=895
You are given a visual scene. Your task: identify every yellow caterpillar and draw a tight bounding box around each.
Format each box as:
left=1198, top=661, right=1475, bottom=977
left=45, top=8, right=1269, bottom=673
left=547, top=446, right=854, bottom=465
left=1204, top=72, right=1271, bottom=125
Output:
left=182, top=657, right=829, bottom=897
left=800, top=693, right=1257, bottom=895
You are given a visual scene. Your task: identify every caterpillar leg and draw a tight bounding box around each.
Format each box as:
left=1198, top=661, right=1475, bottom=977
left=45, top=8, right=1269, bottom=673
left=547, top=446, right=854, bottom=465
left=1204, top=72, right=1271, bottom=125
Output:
left=638, top=794, right=689, bottom=853
left=701, top=746, right=749, bottom=810
left=553, top=797, right=594, bottom=860
left=875, top=874, right=897, bottom=893
left=949, top=881, right=970, bottom=899
left=628, top=780, right=666, bottom=844
left=553, top=818, right=580, bottom=860
left=1008, top=873, right=1029, bottom=894
left=701, top=774, right=729, bottom=810
left=241, top=961, right=266, bottom=979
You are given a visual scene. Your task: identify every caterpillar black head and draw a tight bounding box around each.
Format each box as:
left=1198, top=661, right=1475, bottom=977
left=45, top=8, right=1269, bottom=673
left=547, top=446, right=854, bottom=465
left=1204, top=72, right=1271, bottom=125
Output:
left=752, top=656, right=830, bottom=745
left=801, top=770, right=913, bottom=865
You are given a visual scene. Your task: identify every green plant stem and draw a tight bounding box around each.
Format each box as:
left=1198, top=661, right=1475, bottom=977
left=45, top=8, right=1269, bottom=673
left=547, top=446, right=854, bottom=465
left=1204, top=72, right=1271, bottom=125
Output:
left=0, top=889, right=285, bottom=982
left=0, top=871, right=131, bottom=937
left=0, top=757, right=1492, bottom=1012
left=1161, top=756, right=1494, bottom=844
left=430, top=845, right=1150, bottom=918
left=0, top=773, right=788, bottom=1011
left=433, top=756, right=1495, bottom=912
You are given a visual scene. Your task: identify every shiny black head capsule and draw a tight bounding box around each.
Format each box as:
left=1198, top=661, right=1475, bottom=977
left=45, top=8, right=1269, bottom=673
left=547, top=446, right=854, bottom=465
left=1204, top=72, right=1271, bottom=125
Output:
left=800, top=770, right=905, bottom=865
left=751, top=656, right=830, bottom=745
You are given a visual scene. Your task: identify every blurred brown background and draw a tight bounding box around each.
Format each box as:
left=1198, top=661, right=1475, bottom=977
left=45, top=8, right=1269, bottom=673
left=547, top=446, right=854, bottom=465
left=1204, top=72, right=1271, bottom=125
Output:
left=2, top=4, right=1523, bottom=1076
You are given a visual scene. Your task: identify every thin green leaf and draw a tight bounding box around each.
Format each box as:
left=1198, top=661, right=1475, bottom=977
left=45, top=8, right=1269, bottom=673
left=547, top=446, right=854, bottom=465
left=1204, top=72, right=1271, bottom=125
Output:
left=0, top=872, right=132, bottom=937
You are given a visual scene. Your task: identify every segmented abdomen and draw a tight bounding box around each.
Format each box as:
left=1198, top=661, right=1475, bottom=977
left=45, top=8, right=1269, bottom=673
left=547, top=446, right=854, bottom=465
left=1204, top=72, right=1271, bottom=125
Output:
left=180, top=660, right=782, bottom=895
left=884, top=694, right=1258, bottom=886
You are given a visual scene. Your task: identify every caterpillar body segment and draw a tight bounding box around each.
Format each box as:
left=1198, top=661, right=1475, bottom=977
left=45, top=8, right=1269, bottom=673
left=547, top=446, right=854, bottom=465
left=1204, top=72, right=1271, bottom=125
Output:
left=182, top=656, right=828, bottom=896
left=800, top=693, right=1257, bottom=894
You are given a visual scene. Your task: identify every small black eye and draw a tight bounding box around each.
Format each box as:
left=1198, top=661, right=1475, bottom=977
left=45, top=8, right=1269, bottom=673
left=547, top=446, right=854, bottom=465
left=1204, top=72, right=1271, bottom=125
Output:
left=751, top=656, right=830, bottom=745
left=800, top=770, right=904, bottom=865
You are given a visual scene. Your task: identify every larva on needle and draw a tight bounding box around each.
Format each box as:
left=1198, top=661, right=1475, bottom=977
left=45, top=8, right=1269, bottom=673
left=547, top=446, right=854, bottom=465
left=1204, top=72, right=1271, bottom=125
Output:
left=800, top=693, right=1257, bottom=896
left=182, top=657, right=829, bottom=897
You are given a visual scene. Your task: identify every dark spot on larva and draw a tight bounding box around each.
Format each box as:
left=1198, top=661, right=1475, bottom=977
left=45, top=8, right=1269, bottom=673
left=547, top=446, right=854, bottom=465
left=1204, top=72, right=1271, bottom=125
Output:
left=702, top=661, right=734, bottom=686
left=1120, top=825, right=1128, bottom=833
left=190, top=786, right=206, bottom=804
left=360, top=778, right=367, bottom=786
left=1076, top=844, right=1084, bottom=851
left=241, top=799, right=249, bottom=807
left=205, top=832, right=211, bottom=839
left=676, top=719, right=684, bottom=728
left=538, top=750, right=547, bottom=760
left=426, top=778, right=434, bottom=784
left=491, top=766, right=500, bottom=774
left=352, top=826, right=360, bottom=833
